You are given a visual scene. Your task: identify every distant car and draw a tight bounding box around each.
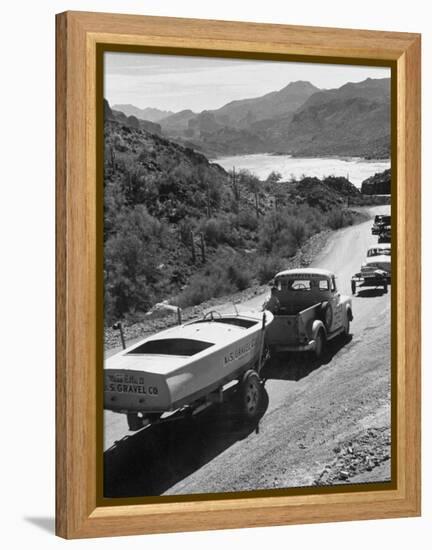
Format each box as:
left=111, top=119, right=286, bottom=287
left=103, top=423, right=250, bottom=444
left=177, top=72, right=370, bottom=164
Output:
left=351, top=244, right=391, bottom=294
left=378, top=224, right=391, bottom=243
left=365, top=244, right=391, bottom=281
left=371, top=215, right=391, bottom=235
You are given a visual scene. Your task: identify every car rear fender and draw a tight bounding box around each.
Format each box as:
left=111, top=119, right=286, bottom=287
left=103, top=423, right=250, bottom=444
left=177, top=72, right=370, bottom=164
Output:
left=311, top=319, right=326, bottom=340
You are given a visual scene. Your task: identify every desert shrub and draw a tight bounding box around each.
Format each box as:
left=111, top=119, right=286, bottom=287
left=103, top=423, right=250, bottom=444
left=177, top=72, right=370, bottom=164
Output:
left=121, top=169, right=160, bottom=207
left=226, top=259, right=251, bottom=290
left=104, top=205, right=170, bottom=323
left=104, top=232, right=157, bottom=324
left=237, top=209, right=259, bottom=231
left=342, top=210, right=355, bottom=226
left=266, top=171, right=283, bottom=185
left=326, top=208, right=355, bottom=230
left=175, top=248, right=252, bottom=308
left=294, top=204, right=325, bottom=233
left=113, top=132, right=127, bottom=152
left=256, top=255, right=286, bottom=284
left=287, top=219, right=307, bottom=248
left=326, top=210, right=343, bottom=229
left=201, top=218, right=225, bottom=247
left=258, top=210, right=287, bottom=254
left=258, top=210, right=301, bottom=258
left=200, top=216, right=243, bottom=248
left=178, top=217, right=196, bottom=246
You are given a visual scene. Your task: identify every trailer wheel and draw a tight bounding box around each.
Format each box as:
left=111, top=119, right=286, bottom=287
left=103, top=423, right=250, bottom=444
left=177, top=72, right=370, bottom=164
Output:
left=127, top=412, right=144, bottom=431
left=238, top=370, right=262, bottom=422
left=351, top=280, right=356, bottom=295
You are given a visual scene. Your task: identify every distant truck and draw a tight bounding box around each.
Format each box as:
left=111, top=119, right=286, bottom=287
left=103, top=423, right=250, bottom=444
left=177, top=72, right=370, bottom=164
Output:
left=264, top=268, right=353, bottom=359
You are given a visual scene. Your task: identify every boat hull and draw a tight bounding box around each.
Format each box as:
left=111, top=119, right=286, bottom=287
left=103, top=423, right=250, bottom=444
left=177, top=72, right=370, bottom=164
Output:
left=104, top=313, right=272, bottom=414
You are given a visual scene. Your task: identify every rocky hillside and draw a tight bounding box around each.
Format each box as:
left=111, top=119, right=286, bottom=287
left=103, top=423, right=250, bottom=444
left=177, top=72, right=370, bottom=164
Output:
left=159, top=109, right=197, bottom=136
left=361, top=169, right=391, bottom=194
left=269, top=78, right=391, bottom=158
left=210, top=80, right=319, bottom=128
left=105, top=100, right=162, bottom=135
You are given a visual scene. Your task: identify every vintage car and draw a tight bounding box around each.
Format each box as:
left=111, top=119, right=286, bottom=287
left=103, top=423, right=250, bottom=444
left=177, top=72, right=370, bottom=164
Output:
left=351, top=244, right=390, bottom=294
left=264, top=268, right=353, bottom=359
left=366, top=244, right=391, bottom=278
left=105, top=310, right=273, bottom=431
left=378, top=224, right=391, bottom=243
left=371, top=214, right=391, bottom=235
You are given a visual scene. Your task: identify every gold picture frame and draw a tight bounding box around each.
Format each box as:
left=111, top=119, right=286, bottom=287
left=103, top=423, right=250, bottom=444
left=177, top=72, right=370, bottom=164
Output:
left=56, top=11, right=421, bottom=539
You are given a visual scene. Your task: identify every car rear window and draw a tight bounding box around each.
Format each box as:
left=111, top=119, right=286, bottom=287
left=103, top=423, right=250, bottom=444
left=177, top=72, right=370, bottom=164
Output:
left=127, top=338, right=214, bottom=356
left=277, top=277, right=329, bottom=291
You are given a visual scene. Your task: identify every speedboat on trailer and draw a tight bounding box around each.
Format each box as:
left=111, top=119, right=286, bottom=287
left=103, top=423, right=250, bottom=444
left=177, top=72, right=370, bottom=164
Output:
left=104, top=310, right=273, bottom=430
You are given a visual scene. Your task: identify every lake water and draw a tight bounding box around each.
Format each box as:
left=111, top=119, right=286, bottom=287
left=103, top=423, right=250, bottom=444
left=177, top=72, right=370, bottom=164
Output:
left=214, top=154, right=390, bottom=188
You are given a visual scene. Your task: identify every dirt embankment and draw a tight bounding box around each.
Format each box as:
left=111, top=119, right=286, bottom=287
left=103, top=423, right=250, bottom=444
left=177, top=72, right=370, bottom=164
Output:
left=315, top=426, right=391, bottom=485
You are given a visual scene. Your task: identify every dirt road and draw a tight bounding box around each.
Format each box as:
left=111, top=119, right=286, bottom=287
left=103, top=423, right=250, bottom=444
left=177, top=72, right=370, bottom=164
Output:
left=104, top=205, right=391, bottom=497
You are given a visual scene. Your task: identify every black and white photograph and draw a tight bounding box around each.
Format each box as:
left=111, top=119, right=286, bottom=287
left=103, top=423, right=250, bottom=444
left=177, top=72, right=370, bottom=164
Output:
left=102, top=52, right=392, bottom=499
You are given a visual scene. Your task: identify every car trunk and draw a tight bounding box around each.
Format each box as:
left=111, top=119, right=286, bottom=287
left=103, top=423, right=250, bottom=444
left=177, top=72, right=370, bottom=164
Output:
left=266, top=302, right=321, bottom=346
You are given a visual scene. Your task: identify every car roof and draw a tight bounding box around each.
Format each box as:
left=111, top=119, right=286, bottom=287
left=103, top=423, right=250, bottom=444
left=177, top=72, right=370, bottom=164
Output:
left=274, top=267, right=334, bottom=279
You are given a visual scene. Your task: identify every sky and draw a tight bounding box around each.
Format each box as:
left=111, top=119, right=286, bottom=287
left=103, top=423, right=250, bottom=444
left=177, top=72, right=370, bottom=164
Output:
left=104, top=52, right=390, bottom=113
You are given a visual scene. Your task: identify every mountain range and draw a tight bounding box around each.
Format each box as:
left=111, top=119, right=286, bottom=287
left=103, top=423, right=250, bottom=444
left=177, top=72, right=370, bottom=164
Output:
left=112, top=104, right=174, bottom=122
left=109, top=77, right=390, bottom=159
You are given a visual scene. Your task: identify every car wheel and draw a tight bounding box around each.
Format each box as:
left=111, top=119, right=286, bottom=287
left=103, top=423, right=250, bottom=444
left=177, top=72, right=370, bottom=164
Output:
left=314, top=329, right=326, bottom=359
left=343, top=319, right=350, bottom=338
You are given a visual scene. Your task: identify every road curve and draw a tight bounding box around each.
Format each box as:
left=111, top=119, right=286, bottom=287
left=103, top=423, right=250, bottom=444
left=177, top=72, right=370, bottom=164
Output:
left=104, top=205, right=391, bottom=497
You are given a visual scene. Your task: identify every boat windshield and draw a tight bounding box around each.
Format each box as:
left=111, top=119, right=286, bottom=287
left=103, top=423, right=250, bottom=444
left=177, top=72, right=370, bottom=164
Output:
left=127, top=338, right=214, bottom=356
